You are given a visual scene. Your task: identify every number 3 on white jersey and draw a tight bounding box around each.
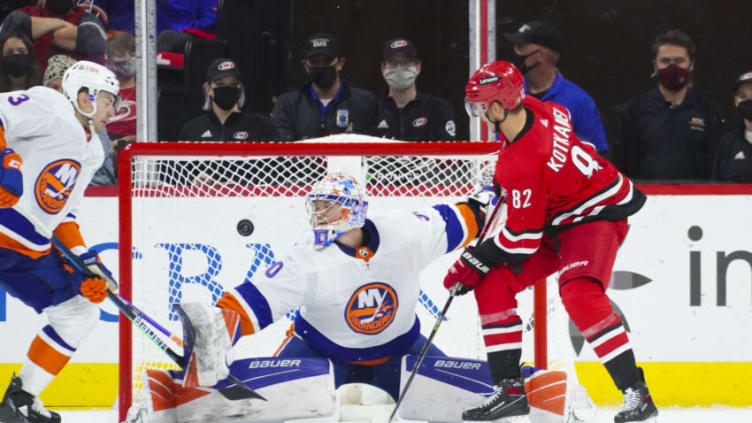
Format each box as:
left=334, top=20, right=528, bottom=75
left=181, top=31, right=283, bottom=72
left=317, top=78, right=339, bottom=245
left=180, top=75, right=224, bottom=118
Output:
left=511, top=189, right=532, bottom=209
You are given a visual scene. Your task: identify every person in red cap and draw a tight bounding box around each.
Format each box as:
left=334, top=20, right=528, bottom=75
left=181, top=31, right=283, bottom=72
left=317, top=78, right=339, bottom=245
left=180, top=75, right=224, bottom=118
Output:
left=443, top=61, right=657, bottom=423
left=712, top=71, right=752, bottom=182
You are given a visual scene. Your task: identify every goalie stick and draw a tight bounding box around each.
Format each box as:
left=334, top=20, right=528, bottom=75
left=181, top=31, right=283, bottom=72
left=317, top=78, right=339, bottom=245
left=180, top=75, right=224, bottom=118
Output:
left=388, top=197, right=505, bottom=422
left=47, top=235, right=266, bottom=402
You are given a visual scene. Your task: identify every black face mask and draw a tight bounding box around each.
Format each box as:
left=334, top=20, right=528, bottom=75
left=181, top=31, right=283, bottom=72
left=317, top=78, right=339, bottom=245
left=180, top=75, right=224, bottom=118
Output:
left=45, top=0, right=74, bottom=16
left=309, top=66, right=338, bottom=89
left=510, top=49, right=540, bottom=75
left=212, top=86, right=241, bottom=111
left=2, top=54, right=31, bottom=77
left=738, top=99, right=752, bottom=121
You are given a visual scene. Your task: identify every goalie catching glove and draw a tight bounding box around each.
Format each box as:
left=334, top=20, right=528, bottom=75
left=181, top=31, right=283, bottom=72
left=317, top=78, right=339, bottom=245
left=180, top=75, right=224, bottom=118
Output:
left=0, top=148, right=23, bottom=208
left=443, top=246, right=495, bottom=295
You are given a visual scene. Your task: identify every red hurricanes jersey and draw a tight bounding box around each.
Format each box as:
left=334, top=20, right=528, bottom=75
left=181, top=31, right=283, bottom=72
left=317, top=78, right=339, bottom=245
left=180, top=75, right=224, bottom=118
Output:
left=481, top=96, right=645, bottom=263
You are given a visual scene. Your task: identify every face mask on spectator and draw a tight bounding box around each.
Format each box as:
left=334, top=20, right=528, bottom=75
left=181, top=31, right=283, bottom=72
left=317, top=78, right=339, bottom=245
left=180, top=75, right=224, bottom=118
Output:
left=738, top=99, right=752, bottom=121
left=310, top=66, right=337, bottom=89
left=108, top=59, right=137, bottom=77
left=383, top=65, right=419, bottom=90
left=212, top=86, right=240, bottom=111
left=510, top=50, right=540, bottom=75
left=657, top=63, right=690, bottom=91
left=1, top=54, right=31, bottom=77
left=45, top=0, right=74, bottom=16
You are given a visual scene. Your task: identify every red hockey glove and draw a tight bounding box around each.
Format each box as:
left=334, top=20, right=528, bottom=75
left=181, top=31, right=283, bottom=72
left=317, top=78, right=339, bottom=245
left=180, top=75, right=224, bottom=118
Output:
left=443, top=247, right=493, bottom=295
left=0, top=148, right=23, bottom=208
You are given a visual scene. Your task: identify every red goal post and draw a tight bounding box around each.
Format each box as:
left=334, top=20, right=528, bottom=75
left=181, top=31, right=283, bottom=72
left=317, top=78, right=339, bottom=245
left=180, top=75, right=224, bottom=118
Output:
left=116, top=139, right=554, bottom=420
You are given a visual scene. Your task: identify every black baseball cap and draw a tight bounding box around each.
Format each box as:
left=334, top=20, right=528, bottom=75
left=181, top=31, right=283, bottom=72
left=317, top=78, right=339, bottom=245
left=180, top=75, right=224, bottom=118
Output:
left=206, top=58, right=241, bottom=82
left=503, top=21, right=564, bottom=53
left=733, top=70, right=752, bottom=92
left=304, top=33, right=340, bottom=59
left=383, top=38, right=418, bottom=61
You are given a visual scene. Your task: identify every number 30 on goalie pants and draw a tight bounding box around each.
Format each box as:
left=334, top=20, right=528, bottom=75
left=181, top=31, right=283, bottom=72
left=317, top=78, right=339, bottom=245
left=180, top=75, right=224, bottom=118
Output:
left=128, top=357, right=337, bottom=423
left=396, top=356, right=594, bottom=423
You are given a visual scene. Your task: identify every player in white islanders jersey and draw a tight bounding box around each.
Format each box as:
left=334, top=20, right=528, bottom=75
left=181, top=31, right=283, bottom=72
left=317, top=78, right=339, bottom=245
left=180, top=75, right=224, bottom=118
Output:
left=178, top=172, right=487, bottom=401
left=0, top=61, right=119, bottom=423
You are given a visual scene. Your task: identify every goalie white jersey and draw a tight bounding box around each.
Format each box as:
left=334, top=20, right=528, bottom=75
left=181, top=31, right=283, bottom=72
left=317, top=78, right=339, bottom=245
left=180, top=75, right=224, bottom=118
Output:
left=0, top=86, right=103, bottom=257
left=225, top=203, right=480, bottom=362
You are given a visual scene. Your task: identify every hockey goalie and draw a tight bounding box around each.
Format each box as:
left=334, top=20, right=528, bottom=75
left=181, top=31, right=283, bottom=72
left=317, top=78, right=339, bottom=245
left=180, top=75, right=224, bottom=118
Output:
left=125, top=173, right=593, bottom=423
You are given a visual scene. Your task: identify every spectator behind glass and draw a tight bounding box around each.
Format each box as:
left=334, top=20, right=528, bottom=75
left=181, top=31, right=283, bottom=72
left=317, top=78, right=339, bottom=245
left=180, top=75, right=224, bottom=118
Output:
left=0, top=32, right=42, bottom=91
left=272, top=33, right=377, bottom=140
left=376, top=38, right=456, bottom=141
left=502, top=21, right=608, bottom=153
left=105, top=32, right=137, bottom=152
left=178, top=58, right=278, bottom=185
left=43, top=53, right=116, bottom=185
left=180, top=58, right=277, bottom=143
left=156, top=0, right=218, bottom=53
left=612, top=29, right=724, bottom=181
left=20, top=0, right=92, bottom=72
left=712, top=71, right=752, bottom=182
left=76, top=0, right=134, bottom=34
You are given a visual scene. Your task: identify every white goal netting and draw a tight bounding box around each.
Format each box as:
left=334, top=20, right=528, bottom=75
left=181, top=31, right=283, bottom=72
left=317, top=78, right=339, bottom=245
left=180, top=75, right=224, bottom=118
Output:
left=119, top=136, right=578, bottom=418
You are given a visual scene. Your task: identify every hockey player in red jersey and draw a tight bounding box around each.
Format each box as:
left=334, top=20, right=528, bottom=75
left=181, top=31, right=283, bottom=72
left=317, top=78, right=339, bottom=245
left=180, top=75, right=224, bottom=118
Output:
left=443, top=61, right=658, bottom=423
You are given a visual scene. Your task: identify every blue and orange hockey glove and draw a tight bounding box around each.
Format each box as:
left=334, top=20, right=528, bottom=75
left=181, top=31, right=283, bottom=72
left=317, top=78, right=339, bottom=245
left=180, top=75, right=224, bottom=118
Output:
left=0, top=148, right=23, bottom=208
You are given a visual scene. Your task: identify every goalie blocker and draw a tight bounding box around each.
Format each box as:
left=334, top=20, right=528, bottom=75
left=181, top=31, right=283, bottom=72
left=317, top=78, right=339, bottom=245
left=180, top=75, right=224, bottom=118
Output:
left=127, top=355, right=593, bottom=423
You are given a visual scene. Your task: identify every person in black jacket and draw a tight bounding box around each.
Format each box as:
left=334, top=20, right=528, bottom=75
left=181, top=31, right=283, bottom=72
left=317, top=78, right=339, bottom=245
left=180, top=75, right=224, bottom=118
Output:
left=177, top=58, right=278, bottom=185
left=375, top=38, right=456, bottom=141
left=712, top=71, right=752, bottom=182
left=271, top=32, right=377, bottom=140
left=611, top=29, right=724, bottom=181
left=180, top=58, right=277, bottom=143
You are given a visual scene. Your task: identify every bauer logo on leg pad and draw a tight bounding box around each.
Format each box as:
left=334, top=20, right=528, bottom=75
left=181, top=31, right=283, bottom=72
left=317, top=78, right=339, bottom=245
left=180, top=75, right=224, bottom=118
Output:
left=399, top=355, right=496, bottom=422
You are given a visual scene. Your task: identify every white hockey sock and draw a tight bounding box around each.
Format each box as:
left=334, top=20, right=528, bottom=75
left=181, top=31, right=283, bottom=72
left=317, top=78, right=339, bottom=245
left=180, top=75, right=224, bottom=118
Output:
left=18, top=361, right=55, bottom=397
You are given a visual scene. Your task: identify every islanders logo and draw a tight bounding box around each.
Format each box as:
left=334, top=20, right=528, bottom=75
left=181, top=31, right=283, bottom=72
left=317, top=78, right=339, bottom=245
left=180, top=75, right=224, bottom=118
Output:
left=345, top=282, right=398, bottom=335
left=35, top=159, right=81, bottom=214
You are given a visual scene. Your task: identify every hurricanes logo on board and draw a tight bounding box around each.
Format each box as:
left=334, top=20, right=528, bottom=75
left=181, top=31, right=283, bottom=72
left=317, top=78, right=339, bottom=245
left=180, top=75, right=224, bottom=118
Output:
left=345, top=282, right=398, bottom=335
left=34, top=159, right=81, bottom=214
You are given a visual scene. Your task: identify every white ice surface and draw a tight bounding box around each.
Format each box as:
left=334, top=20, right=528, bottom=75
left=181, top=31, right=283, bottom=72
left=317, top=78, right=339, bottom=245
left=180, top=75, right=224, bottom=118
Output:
left=58, top=406, right=752, bottom=423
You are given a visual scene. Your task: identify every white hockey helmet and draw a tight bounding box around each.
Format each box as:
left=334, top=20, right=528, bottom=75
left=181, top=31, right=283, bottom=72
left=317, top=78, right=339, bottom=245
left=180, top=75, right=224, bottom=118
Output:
left=305, top=173, right=368, bottom=249
left=62, top=60, right=120, bottom=119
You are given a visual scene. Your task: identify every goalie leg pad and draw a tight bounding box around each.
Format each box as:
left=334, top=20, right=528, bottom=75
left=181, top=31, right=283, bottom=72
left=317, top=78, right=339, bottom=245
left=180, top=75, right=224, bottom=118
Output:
left=139, top=358, right=336, bottom=423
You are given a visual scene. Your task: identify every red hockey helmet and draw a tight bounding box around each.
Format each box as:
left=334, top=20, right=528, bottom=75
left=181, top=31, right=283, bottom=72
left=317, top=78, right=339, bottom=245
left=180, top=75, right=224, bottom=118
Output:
left=464, top=61, right=525, bottom=117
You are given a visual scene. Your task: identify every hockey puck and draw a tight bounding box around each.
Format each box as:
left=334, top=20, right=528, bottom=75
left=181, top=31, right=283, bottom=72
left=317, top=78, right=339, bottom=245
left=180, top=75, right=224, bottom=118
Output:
left=237, top=219, right=254, bottom=237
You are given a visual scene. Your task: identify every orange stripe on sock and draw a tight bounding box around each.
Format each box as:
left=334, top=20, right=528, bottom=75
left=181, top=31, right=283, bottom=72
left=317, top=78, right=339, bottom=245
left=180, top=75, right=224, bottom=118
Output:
left=456, top=203, right=480, bottom=247
left=27, top=335, right=71, bottom=375
left=216, top=292, right=256, bottom=336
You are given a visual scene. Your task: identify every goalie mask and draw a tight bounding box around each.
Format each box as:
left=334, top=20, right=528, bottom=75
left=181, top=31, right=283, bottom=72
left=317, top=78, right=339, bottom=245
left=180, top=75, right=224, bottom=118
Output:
left=305, top=173, right=368, bottom=249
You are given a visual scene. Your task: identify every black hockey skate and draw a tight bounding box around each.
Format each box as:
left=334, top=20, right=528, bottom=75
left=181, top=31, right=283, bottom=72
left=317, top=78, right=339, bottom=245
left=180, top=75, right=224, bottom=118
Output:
left=0, top=374, right=61, bottom=423
left=614, top=368, right=658, bottom=423
left=462, top=377, right=530, bottom=421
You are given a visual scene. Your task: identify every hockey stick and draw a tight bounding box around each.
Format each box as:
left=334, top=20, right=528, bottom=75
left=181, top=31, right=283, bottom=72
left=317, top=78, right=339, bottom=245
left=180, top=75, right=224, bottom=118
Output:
left=388, top=198, right=504, bottom=422
left=48, top=235, right=266, bottom=401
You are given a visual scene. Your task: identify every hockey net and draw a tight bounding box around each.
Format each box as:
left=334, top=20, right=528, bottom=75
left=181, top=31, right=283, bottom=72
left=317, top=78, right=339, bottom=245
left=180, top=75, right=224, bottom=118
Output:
left=117, top=136, right=577, bottom=420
